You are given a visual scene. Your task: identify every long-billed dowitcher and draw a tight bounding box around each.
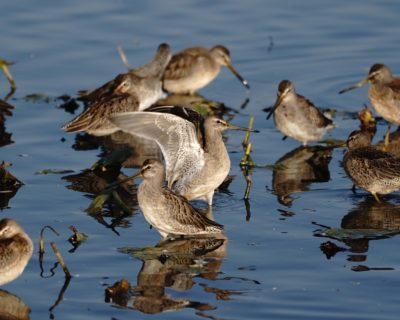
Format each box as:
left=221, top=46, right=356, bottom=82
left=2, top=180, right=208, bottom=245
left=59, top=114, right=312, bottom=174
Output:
left=343, top=130, right=400, bottom=202
left=110, top=107, right=257, bottom=205
left=339, top=64, right=400, bottom=142
left=267, top=80, right=335, bottom=145
left=131, top=159, right=224, bottom=238
left=62, top=43, right=171, bottom=136
left=162, top=45, right=249, bottom=95
left=0, top=218, right=33, bottom=285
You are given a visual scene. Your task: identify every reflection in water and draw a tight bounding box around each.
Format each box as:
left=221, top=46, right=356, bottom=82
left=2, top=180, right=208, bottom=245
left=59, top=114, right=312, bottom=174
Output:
left=0, top=289, right=31, bottom=320
left=71, top=131, right=162, bottom=168
left=62, top=166, right=137, bottom=232
left=272, top=146, right=332, bottom=206
left=113, top=236, right=228, bottom=314
left=0, top=99, right=14, bottom=148
left=0, top=218, right=33, bottom=285
left=315, top=198, right=400, bottom=270
left=0, top=162, right=24, bottom=210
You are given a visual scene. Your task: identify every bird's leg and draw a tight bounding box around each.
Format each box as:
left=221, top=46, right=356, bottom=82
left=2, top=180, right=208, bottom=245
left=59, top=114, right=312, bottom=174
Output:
left=384, top=124, right=392, bottom=150
left=282, top=136, right=288, bottom=141
left=206, top=191, right=214, bottom=207
left=372, top=192, right=382, bottom=203
left=351, top=184, right=357, bottom=194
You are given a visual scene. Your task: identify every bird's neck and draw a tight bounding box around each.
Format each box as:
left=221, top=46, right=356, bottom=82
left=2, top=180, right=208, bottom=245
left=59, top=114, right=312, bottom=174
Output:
left=204, top=128, right=228, bottom=160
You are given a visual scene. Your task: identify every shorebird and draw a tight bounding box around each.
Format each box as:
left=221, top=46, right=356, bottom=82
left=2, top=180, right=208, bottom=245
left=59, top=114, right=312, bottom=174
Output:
left=267, top=80, right=335, bottom=145
left=343, top=130, right=400, bottom=202
left=62, top=43, right=171, bottom=136
left=339, top=64, right=400, bottom=144
left=162, top=45, right=249, bottom=95
left=131, top=159, right=224, bottom=238
left=339, top=64, right=400, bottom=124
left=110, top=106, right=257, bottom=205
left=0, top=218, right=33, bottom=285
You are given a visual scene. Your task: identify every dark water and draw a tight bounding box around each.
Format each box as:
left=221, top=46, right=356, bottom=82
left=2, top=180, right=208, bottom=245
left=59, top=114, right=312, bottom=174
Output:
left=2, top=1, right=400, bottom=319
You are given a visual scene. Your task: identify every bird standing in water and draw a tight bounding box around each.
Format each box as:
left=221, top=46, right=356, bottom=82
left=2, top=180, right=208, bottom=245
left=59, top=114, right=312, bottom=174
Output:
left=163, top=45, right=249, bottom=95
left=343, top=130, right=400, bottom=203
left=62, top=43, right=171, bottom=136
left=339, top=64, right=400, bottom=145
left=131, top=159, right=224, bottom=238
left=267, top=80, right=335, bottom=146
left=110, top=107, right=258, bottom=206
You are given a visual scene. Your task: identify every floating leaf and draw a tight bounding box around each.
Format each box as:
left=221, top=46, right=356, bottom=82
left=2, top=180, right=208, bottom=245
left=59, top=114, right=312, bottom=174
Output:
left=68, top=225, right=88, bottom=245
left=35, top=169, right=74, bottom=175
left=22, top=93, right=54, bottom=103
left=85, top=193, right=110, bottom=214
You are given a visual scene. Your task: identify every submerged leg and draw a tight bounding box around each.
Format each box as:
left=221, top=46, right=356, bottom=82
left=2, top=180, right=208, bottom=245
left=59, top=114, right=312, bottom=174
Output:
left=372, top=192, right=381, bottom=203
left=351, top=184, right=357, bottom=194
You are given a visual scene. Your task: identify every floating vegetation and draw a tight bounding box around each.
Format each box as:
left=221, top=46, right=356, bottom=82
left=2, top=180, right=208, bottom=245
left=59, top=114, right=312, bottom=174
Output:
left=68, top=225, right=88, bottom=248
left=35, top=169, right=75, bottom=175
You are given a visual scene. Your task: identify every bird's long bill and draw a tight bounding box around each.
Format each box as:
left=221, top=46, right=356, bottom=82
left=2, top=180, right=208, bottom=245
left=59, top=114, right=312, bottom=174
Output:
left=226, top=62, right=250, bottom=90
left=227, top=123, right=259, bottom=133
left=338, top=77, right=368, bottom=94
left=128, top=169, right=143, bottom=181
left=266, top=95, right=283, bottom=120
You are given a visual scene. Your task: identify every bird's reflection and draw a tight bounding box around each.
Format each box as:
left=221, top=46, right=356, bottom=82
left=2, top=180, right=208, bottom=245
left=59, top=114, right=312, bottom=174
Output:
left=0, top=162, right=24, bottom=210
left=0, top=99, right=14, bottom=148
left=315, top=198, right=400, bottom=270
left=272, top=146, right=332, bottom=206
left=62, top=164, right=137, bottom=232
left=111, top=235, right=228, bottom=314
left=0, top=289, right=31, bottom=320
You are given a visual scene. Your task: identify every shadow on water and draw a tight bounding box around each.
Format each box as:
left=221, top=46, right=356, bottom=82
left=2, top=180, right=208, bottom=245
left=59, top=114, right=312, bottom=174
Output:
left=314, top=197, right=400, bottom=271
left=272, top=145, right=333, bottom=207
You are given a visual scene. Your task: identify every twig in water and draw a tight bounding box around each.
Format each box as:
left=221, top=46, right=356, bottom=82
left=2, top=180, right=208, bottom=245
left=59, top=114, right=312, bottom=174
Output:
left=39, top=226, right=60, bottom=277
left=0, top=59, right=16, bottom=93
left=242, top=116, right=254, bottom=146
left=50, top=242, right=72, bottom=278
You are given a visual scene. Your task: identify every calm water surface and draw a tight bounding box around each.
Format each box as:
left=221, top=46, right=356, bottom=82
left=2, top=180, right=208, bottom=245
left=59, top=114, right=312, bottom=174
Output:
left=1, top=1, right=400, bottom=319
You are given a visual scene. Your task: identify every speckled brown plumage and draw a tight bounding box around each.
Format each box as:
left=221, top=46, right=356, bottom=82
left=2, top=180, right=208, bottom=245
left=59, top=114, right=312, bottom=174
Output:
left=0, top=219, right=33, bottom=285
left=163, top=45, right=249, bottom=95
left=267, top=80, right=334, bottom=145
left=134, top=159, right=224, bottom=238
left=63, top=43, right=171, bottom=136
left=340, top=64, right=400, bottom=126
left=343, top=130, right=400, bottom=201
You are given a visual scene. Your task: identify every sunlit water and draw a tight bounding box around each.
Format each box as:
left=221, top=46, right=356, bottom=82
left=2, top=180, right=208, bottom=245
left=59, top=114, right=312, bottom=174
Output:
left=1, top=1, right=400, bottom=319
